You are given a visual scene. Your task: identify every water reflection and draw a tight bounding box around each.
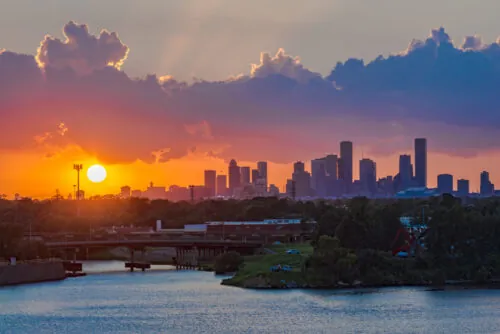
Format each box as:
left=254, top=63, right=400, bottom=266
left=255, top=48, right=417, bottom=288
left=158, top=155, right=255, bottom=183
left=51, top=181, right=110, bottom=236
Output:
left=1, top=262, right=500, bottom=333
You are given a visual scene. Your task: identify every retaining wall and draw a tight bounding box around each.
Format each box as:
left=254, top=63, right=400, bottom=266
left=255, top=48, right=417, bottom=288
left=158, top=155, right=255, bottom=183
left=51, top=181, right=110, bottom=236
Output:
left=0, top=262, right=66, bottom=286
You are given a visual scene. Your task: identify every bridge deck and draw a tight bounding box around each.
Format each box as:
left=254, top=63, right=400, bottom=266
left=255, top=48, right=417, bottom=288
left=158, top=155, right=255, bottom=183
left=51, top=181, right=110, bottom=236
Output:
left=46, top=239, right=262, bottom=249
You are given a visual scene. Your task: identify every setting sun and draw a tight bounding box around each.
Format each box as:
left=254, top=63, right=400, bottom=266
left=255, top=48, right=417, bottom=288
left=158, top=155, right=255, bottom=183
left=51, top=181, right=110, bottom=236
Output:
left=87, top=164, right=107, bottom=183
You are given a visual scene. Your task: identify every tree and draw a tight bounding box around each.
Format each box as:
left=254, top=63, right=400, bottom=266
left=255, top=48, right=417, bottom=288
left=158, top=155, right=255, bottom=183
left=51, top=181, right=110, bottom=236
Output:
left=214, top=251, right=244, bottom=274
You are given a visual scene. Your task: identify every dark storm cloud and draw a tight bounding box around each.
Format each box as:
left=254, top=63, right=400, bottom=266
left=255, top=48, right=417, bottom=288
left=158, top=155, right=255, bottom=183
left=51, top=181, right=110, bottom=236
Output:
left=1, top=23, right=500, bottom=164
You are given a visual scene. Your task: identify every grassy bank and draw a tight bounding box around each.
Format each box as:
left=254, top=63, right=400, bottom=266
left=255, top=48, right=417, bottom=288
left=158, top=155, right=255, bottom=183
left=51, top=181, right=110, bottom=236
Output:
left=222, top=242, right=441, bottom=289
left=222, top=243, right=313, bottom=288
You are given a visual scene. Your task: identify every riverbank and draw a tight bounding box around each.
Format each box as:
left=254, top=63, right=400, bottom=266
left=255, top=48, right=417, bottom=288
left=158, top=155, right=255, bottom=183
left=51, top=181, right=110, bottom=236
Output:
left=0, top=261, right=66, bottom=286
left=221, top=243, right=500, bottom=290
left=222, top=243, right=313, bottom=288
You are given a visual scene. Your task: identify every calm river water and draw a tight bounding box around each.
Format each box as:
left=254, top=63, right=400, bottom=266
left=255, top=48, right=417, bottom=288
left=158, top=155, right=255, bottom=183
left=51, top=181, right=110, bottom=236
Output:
left=1, top=261, right=500, bottom=333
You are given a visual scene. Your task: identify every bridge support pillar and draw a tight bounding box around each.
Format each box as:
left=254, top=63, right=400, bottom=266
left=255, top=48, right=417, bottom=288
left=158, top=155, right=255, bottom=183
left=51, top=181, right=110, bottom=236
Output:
left=129, top=248, right=135, bottom=272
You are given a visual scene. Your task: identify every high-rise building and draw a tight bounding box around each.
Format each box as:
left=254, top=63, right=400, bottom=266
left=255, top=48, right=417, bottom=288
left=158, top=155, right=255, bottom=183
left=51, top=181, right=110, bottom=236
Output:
left=257, top=161, right=268, bottom=189
left=228, top=159, right=241, bottom=196
left=240, top=166, right=251, bottom=185
left=437, top=174, right=453, bottom=194
left=457, top=179, right=469, bottom=197
left=204, top=170, right=216, bottom=197
left=399, top=155, right=412, bottom=191
left=377, top=176, right=394, bottom=196
left=480, top=171, right=494, bottom=196
left=294, top=161, right=305, bottom=173
left=415, top=138, right=427, bottom=188
left=292, top=161, right=311, bottom=198
left=120, top=185, right=131, bottom=198
left=359, top=159, right=377, bottom=195
left=311, top=158, right=327, bottom=197
left=251, top=169, right=260, bottom=184
left=269, top=184, right=280, bottom=197
left=216, top=175, right=227, bottom=196
left=324, top=154, right=338, bottom=179
left=339, top=141, right=353, bottom=194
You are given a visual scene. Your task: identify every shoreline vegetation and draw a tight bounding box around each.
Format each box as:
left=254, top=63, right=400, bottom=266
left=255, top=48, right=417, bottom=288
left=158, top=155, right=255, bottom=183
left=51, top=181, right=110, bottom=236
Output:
left=220, top=242, right=500, bottom=290
left=219, top=195, right=500, bottom=290
left=2, top=195, right=500, bottom=289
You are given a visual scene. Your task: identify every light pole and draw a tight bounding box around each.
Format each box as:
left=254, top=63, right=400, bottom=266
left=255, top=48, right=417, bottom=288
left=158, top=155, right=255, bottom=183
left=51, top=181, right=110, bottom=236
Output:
left=73, top=184, right=76, bottom=200
left=73, top=164, right=83, bottom=221
left=73, top=164, right=83, bottom=200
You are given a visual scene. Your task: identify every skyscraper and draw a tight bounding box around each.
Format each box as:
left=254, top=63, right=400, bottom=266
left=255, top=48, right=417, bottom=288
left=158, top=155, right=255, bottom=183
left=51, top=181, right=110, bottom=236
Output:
left=359, top=159, right=377, bottom=195
left=415, top=138, right=427, bottom=188
left=480, top=171, right=494, bottom=196
left=324, top=154, right=338, bottom=179
left=228, top=159, right=240, bottom=196
left=240, top=166, right=251, bottom=185
left=251, top=169, right=260, bottom=184
left=292, top=161, right=311, bottom=198
left=216, top=175, right=227, bottom=196
left=204, top=170, right=216, bottom=197
left=339, top=141, right=353, bottom=194
left=437, top=174, right=453, bottom=194
left=294, top=161, right=305, bottom=173
left=399, top=155, right=412, bottom=191
left=311, top=158, right=327, bottom=197
left=457, top=179, right=469, bottom=197
left=257, top=161, right=268, bottom=189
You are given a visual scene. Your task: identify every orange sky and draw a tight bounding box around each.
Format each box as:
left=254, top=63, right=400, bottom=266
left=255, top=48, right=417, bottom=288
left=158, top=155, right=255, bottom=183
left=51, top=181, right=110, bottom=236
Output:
left=1, top=146, right=498, bottom=199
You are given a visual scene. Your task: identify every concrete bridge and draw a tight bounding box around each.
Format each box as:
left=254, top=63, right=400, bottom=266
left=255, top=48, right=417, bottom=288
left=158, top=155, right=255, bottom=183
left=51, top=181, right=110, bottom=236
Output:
left=46, top=239, right=262, bottom=272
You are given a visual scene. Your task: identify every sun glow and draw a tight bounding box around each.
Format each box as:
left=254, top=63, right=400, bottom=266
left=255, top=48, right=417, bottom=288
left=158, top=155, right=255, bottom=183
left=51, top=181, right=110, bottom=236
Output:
left=87, top=164, right=107, bottom=183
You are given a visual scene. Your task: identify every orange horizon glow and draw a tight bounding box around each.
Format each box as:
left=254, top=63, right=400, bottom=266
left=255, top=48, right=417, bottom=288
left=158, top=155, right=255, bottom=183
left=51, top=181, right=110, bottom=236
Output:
left=0, top=147, right=499, bottom=199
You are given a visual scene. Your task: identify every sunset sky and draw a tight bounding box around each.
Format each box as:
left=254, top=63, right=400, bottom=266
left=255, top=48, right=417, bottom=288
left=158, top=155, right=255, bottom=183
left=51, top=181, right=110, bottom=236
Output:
left=2, top=0, right=500, bottom=198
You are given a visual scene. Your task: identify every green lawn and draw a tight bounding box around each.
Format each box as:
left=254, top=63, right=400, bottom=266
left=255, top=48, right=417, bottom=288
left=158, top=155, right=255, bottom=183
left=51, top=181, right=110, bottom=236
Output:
left=267, top=242, right=313, bottom=255
left=223, top=243, right=313, bottom=287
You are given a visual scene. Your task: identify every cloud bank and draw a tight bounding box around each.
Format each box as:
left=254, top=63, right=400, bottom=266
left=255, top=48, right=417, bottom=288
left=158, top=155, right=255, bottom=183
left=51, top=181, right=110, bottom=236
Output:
left=1, top=23, right=500, bottom=165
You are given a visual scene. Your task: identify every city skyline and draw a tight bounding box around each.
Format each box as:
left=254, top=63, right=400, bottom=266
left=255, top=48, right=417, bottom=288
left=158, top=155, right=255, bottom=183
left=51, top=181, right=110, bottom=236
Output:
left=1, top=138, right=498, bottom=199
left=13, top=137, right=496, bottom=201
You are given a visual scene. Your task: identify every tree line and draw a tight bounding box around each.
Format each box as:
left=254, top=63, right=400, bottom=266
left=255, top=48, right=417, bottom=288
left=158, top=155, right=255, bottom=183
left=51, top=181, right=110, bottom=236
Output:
left=2, top=194, right=500, bottom=283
